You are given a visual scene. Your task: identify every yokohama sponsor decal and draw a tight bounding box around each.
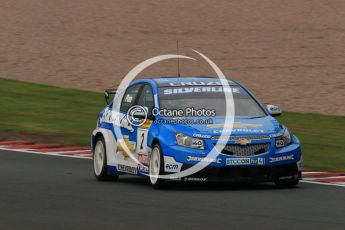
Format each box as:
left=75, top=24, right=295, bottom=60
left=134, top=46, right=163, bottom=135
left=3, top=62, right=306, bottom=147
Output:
left=187, top=156, right=221, bottom=164
left=269, top=154, right=294, bottom=163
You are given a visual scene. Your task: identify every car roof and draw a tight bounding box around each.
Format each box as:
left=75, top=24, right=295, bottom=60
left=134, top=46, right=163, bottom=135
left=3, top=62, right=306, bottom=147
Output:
left=150, top=76, right=239, bottom=87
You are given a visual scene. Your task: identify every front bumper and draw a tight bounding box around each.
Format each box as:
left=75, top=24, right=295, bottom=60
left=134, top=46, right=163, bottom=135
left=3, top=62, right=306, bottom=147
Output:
left=163, top=142, right=302, bottom=168
left=177, top=163, right=301, bottom=182
left=161, top=137, right=302, bottom=182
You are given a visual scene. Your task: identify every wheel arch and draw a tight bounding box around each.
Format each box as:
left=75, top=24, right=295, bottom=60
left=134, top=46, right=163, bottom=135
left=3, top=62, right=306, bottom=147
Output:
left=150, top=138, right=164, bottom=155
left=151, top=138, right=160, bottom=147
left=92, top=128, right=117, bottom=166
left=92, top=132, right=104, bottom=152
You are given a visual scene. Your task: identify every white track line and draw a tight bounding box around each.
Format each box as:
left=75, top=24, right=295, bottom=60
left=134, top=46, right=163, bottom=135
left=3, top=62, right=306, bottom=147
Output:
left=334, top=182, right=345, bottom=185
left=0, top=148, right=90, bottom=154
left=302, top=171, right=328, bottom=175
left=303, top=176, right=345, bottom=181
left=301, top=180, right=345, bottom=188
left=33, top=149, right=91, bottom=154
left=0, top=147, right=92, bottom=159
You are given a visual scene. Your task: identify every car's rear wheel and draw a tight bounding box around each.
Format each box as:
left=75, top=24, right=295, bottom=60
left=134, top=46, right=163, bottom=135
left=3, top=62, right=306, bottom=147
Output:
left=149, top=144, right=165, bottom=189
left=93, top=136, right=118, bottom=181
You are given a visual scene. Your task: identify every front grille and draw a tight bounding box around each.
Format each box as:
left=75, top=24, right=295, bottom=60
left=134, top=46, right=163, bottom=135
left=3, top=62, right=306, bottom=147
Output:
left=219, top=143, right=270, bottom=156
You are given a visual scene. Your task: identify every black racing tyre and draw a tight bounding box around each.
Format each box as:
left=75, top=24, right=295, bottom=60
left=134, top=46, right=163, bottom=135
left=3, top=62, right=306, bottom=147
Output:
left=149, top=143, right=166, bottom=189
left=93, top=136, right=119, bottom=181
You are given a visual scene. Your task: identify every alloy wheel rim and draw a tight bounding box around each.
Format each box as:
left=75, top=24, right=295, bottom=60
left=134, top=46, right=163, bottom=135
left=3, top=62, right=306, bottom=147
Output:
left=149, top=147, right=160, bottom=184
left=94, top=141, right=104, bottom=176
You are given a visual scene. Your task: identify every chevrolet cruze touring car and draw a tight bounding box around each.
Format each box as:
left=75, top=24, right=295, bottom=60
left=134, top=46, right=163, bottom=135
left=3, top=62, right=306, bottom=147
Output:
left=92, top=77, right=302, bottom=188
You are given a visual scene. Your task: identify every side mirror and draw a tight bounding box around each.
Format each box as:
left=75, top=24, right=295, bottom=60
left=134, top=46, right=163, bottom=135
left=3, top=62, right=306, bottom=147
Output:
left=266, top=104, right=282, bottom=117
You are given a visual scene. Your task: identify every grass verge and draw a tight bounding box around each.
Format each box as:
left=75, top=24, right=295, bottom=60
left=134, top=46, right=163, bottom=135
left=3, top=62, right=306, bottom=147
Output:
left=0, top=78, right=344, bottom=171
left=0, top=78, right=102, bottom=145
left=277, top=112, right=345, bottom=172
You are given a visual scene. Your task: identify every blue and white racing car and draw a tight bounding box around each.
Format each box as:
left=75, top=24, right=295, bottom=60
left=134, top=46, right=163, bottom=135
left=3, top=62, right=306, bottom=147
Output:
left=92, top=76, right=302, bottom=188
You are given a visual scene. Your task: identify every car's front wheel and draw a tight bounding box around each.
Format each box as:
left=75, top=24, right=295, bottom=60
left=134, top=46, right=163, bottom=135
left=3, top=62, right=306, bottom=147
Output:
left=93, top=136, right=118, bottom=181
left=149, top=144, right=165, bottom=189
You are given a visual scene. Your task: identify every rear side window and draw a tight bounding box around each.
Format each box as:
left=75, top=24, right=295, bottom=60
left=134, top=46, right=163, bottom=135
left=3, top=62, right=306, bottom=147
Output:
left=137, top=85, right=154, bottom=112
left=120, top=84, right=142, bottom=112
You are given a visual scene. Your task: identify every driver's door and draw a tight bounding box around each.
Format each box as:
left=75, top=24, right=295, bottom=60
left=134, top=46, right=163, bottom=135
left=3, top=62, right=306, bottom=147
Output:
left=114, top=83, right=143, bottom=173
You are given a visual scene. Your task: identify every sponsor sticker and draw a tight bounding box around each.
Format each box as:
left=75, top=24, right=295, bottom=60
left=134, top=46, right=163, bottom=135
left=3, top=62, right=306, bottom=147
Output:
left=164, top=156, right=183, bottom=172
left=226, top=157, right=265, bottom=166
left=192, top=133, right=211, bottom=139
left=162, top=86, right=237, bottom=95
left=165, top=163, right=179, bottom=172
left=124, top=94, right=133, bottom=103
left=99, top=107, right=114, bottom=124
left=118, top=164, right=138, bottom=174
left=269, top=154, right=294, bottom=163
left=168, top=81, right=224, bottom=86
left=99, top=108, right=135, bottom=133
left=187, top=156, right=222, bottom=164
left=138, top=164, right=149, bottom=174
left=256, top=158, right=265, bottom=165
left=183, top=177, right=207, bottom=182
left=212, top=128, right=265, bottom=134
left=116, top=136, right=135, bottom=158
left=278, top=175, right=295, bottom=180
left=269, top=132, right=282, bottom=138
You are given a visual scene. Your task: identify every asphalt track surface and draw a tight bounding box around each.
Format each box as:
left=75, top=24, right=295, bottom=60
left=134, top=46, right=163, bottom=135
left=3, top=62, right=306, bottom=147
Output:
left=1, top=150, right=344, bottom=230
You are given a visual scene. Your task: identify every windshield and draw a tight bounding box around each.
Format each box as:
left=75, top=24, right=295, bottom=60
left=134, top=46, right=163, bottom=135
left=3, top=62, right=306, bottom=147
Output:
left=158, top=85, right=266, bottom=117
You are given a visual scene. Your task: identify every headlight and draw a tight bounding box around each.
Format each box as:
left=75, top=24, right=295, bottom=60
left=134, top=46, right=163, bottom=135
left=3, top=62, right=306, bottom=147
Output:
left=175, top=133, right=204, bottom=149
left=275, top=128, right=292, bottom=148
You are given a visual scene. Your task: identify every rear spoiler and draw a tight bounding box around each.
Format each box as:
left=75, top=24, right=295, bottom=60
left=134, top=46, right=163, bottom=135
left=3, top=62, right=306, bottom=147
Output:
left=104, top=88, right=117, bottom=104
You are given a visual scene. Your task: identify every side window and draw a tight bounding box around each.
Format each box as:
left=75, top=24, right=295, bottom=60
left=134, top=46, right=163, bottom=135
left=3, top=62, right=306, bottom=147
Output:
left=120, top=84, right=142, bottom=112
left=137, top=85, right=154, bottom=113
